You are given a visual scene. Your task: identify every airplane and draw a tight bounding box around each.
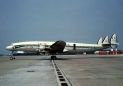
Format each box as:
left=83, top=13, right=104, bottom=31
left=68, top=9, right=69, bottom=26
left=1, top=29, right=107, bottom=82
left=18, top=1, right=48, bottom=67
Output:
left=6, top=34, right=119, bottom=60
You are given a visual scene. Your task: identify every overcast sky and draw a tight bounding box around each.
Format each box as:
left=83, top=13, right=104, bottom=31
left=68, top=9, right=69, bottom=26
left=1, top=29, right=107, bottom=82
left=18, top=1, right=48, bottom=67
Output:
left=0, top=0, right=123, bottom=54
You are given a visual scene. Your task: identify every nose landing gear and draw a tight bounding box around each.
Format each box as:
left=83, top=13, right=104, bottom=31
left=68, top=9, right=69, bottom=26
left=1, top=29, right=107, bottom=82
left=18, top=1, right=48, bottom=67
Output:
left=9, top=51, right=15, bottom=60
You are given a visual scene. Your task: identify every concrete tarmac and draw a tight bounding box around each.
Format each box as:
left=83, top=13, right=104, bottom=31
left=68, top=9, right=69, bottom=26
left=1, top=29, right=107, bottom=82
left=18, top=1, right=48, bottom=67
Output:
left=0, top=56, right=58, bottom=86
left=0, top=55, right=123, bottom=86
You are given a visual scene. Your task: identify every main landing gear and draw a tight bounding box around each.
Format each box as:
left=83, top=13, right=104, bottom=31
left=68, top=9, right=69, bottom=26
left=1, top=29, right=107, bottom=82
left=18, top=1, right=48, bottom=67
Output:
left=51, top=55, right=57, bottom=60
left=9, top=56, right=15, bottom=60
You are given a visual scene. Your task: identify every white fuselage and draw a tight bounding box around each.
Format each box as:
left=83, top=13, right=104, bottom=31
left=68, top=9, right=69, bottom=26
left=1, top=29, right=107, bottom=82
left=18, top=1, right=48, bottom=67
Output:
left=6, top=41, right=103, bottom=53
left=6, top=34, right=119, bottom=54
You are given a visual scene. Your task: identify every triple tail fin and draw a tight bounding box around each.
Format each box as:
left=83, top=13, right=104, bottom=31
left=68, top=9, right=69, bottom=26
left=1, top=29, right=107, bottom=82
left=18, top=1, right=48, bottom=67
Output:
left=97, top=34, right=119, bottom=49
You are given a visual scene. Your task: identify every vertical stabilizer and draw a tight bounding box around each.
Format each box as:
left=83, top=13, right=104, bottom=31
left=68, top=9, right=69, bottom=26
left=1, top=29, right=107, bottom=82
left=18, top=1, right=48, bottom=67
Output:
left=97, top=37, right=103, bottom=45
left=103, top=36, right=110, bottom=44
left=111, top=34, right=118, bottom=45
left=110, top=34, right=119, bottom=49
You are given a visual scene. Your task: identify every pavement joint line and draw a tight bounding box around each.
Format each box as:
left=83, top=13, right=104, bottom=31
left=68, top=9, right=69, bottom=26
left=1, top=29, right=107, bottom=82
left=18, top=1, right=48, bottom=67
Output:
left=52, top=60, right=73, bottom=86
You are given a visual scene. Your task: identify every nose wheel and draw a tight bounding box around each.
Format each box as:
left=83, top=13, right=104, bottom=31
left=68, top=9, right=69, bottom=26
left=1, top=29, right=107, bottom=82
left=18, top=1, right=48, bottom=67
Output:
left=9, top=51, right=15, bottom=60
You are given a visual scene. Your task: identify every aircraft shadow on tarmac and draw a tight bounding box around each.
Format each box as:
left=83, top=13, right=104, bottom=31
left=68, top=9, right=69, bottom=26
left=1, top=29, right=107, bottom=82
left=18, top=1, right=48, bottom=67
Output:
left=7, top=56, right=71, bottom=60
left=7, top=55, right=123, bottom=61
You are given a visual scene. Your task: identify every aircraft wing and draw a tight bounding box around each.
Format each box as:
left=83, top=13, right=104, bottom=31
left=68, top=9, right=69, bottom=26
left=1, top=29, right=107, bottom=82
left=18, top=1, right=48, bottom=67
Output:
left=45, top=40, right=66, bottom=54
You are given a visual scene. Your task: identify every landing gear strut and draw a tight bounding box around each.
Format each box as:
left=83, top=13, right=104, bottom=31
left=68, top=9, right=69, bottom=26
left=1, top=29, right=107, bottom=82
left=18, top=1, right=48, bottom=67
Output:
left=9, top=51, right=15, bottom=60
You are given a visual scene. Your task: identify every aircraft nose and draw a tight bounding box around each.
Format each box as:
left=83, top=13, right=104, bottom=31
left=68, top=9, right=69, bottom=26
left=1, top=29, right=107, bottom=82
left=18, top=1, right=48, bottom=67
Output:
left=6, top=46, right=13, bottom=50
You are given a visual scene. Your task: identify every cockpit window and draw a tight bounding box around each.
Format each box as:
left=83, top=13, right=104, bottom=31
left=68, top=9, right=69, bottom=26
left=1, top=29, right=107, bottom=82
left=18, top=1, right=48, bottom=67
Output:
left=15, top=45, right=24, bottom=48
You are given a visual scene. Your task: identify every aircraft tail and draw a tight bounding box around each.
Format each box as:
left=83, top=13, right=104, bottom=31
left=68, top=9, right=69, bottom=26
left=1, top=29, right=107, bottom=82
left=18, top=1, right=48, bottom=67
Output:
left=97, top=37, right=103, bottom=45
left=97, top=36, right=110, bottom=45
left=99, top=34, right=119, bottom=49
left=102, top=36, right=110, bottom=45
left=101, top=36, right=111, bottom=48
left=110, top=34, right=119, bottom=49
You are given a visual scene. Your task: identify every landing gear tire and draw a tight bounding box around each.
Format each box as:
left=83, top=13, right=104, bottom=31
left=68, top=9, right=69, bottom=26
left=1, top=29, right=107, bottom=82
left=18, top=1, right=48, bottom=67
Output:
left=9, top=56, right=15, bottom=60
left=51, top=55, right=57, bottom=60
left=10, top=56, right=13, bottom=60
